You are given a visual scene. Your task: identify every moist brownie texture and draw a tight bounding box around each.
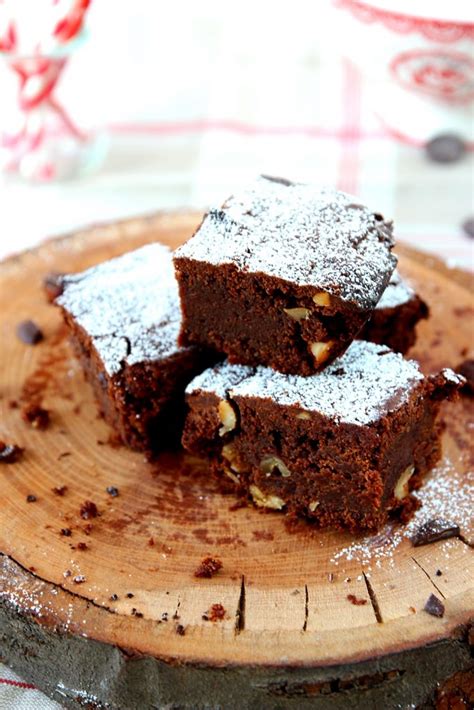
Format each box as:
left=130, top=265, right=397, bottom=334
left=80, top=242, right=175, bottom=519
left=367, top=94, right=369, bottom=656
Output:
left=174, top=176, right=397, bottom=375
left=183, top=341, right=462, bottom=531
left=56, top=244, right=215, bottom=454
left=361, top=270, right=429, bottom=353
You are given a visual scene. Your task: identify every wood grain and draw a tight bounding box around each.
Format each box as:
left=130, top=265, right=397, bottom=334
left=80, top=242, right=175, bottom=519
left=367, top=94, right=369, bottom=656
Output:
left=0, top=212, right=472, bottom=709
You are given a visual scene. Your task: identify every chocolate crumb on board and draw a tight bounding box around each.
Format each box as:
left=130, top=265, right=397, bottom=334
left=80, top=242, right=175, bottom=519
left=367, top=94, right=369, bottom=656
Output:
left=131, top=608, right=143, bottom=618
left=80, top=500, right=99, bottom=519
left=126, top=592, right=134, bottom=599
left=16, top=319, right=44, bottom=345
left=411, top=518, right=460, bottom=547
left=0, top=441, right=23, bottom=463
left=43, top=272, right=64, bottom=302
left=461, top=216, right=474, bottom=239
left=208, top=603, right=226, bottom=621
left=60, top=528, right=72, bottom=537
left=106, top=486, right=119, bottom=497
left=8, top=400, right=19, bottom=409
left=21, top=403, right=50, bottom=429
left=53, top=485, right=67, bottom=496
left=347, top=594, right=368, bottom=606
left=423, top=593, right=445, bottom=618
left=409, top=606, right=416, bottom=614
left=26, top=494, right=37, bottom=503
left=194, top=556, right=223, bottom=579
left=63, top=570, right=71, bottom=578
left=175, top=623, right=186, bottom=635
left=456, top=359, right=474, bottom=395
left=76, top=542, right=88, bottom=551
left=57, top=451, right=71, bottom=460
left=109, top=594, right=118, bottom=601
left=73, top=575, right=86, bottom=584
left=148, top=537, right=155, bottom=546
left=436, top=569, right=443, bottom=576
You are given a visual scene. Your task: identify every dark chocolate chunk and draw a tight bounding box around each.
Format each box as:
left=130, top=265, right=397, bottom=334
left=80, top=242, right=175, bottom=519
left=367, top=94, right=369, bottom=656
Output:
left=423, top=593, right=445, bottom=618
left=425, top=133, right=466, bottom=164
left=106, top=486, right=119, bottom=497
left=26, top=494, right=37, bottom=503
left=16, top=320, right=44, bottom=345
left=411, top=518, right=460, bottom=547
left=456, top=359, right=474, bottom=395
left=0, top=441, right=23, bottom=463
left=43, top=272, right=64, bottom=302
left=194, top=556, right=223, bottom=579
left=80, top=500, right=98, bottom=519
left=461, top=217, right=474, bottom=239
left=21, top=403, right=50, bottom=430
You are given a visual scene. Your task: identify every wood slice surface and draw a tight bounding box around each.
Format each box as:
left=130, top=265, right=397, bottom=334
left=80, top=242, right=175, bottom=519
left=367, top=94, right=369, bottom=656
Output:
left=0, top=212, right=473, bottom=709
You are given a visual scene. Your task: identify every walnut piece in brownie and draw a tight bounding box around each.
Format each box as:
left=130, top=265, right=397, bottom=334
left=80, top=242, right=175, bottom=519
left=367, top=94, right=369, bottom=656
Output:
left=56, top=244, right=216, bottom=454
left=361, top=270, right=429, bottom=353
left=174, top=176, right=397, bottom=375
left=183, top=341, right=463, bottom=532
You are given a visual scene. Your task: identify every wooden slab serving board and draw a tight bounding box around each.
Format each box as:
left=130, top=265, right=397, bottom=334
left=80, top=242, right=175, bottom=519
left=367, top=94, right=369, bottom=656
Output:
left=0, top=212, right=473, bottom=710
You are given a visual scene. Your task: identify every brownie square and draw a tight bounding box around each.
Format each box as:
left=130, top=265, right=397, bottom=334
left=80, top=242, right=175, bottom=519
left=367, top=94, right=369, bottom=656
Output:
left=182, top=341, right=462, bottom=531
left=361, top=270, right=429, bottom=353
left=56, top=244, right=215, bottom=455
left=174, top=176, right=397, bottom=375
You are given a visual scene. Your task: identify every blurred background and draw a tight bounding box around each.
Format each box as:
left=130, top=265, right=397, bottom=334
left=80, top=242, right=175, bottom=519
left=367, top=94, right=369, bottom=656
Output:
left=0, top=0, right=472, bottom=267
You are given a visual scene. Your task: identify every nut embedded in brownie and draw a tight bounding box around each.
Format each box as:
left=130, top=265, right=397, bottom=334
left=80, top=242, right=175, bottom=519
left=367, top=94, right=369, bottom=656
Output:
left=174, top=176, right=397, bottom=376
left=182, top=341, right=463, bottom=532
left=56, top=244, right=216, bottom=455
left=360, top=270, right=429, bottom=353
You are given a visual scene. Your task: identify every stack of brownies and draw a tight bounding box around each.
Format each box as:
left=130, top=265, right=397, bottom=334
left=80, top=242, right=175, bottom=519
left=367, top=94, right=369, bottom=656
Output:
left=56, top=176, right=462, bottom=531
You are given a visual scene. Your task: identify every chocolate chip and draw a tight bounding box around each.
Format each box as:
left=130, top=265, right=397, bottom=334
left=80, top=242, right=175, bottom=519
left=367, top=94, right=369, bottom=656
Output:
left=456, top=359, right=474, bottom=395
left=461, top=217, right=474, bottom=239
left=43, top=272, right=64, bottom=302
left=16, top=320, right=44, bottom=345
left=423, top=593, right=445, bottom=618
left=26, top=494, right=37, bottom=503
left=426, top=133, right=466, bottom=164
left=21, top=403, right=50, bottom=430
left=411, top=518, right=460, bottom=547
left=60, top=528, right=72, bottom=537
left=435, top=569, right=443, bottom=577
left=53, top=486, right=68, bottom=496
left=126, top=592, right=134, bottom=599
left=0, top=441, right=23, bottom=463
left=80, top=500, right=98, bottom=519
left=106, top=486, right=119, bottom=497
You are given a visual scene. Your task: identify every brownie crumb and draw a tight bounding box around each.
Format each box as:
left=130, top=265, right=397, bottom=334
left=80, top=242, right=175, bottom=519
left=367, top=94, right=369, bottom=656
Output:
left=194, top=556, right=223, bottom=579
left=148, top=537, right=155, bottom=547
left=424, top=593, right=445, bottom=618
left=73, top=575, right=86, bottom=584
left=208, top=603, right=226, bottom=622
left=409, top=606, right=416, bottom=614
left=109, top=594, right=118, bottom=601
left=76, top=542, right=88, bottom=551
left=0, top=441, right=23, bottom=463
left=80, top=500, right=99, bottom=519
left=456, top=359, right=474, bottom=395
left=53, top=485, right=68, bottom=496
left=131, top=608, right=143, bottom=618
left=175, top=623, right=186, bottom=636
left=63, top=570, right=71, bottom=578
left=26, top=494, right=37, bottom=503
left=347, top=594, right=368, bottom=606
left=58, top=451, right=71, bottom=460
left=436, top=569, right=443, bottom=576
left=21, top=403, right=50, bottom=430
left=161, top=612, right=168, bottom=622
left=411, top=518, right=460, bottom=547
left=126, top=592, right=134, bottom=599
left=43, top=272, right=64, bottom=302
left=82, top=523, right=93, bottom=535
left=16, top=320, right=44, bottom=345
left=8, top=400, right=19, bottom=409
left=106, top=486, right=119, bottom=497
left=60, top=528, right=72, bottom=537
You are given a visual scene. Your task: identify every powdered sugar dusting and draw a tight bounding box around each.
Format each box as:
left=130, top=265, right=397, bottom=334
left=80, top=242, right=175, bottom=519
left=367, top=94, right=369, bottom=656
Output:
left=175, top=177, right=397, bottom=308
left=376, top=269, right=415, bottom=310
left=331, top=459, right=473, bottom=566
left=57, top=244, right=189, bottom=375
left=186, top=341, right=426, bottom=426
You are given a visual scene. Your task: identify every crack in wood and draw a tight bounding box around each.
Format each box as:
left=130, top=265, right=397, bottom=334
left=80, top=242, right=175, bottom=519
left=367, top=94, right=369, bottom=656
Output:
left=302, top=585, right=309, bottom=632
left=363, top=572, right=383, bottom=624
left=234, top=575, right=245, bottom=634
left=411, top=557, right=446, bottom=599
